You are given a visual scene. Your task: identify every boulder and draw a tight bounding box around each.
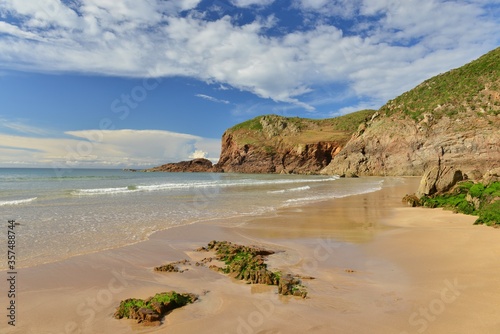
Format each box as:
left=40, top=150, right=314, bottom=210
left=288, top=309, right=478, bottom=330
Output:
left=278, top=275, right=307, bottom=298
left=482, top=168, right=500, bottom=185
left=402, top=194, right=421, bottom=207
left=417, top=165, right=463, bottom=198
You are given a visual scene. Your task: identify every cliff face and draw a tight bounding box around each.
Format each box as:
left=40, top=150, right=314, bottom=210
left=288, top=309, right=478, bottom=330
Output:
left=218, top=132, right=341, bottom=173
left=147, top=48, right=499, bottom=176
left=216, top=112, right=373, bottom=174
left=322, top=47, right=500, bottom=176
left=322, top=111, right=500, bottom=176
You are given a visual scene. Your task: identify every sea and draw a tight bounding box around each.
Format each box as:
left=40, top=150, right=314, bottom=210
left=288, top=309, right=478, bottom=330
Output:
left=0, top=168, right=386, bottom=269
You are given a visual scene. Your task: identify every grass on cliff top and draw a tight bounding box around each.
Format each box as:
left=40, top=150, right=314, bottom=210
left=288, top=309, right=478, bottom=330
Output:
left=228, top=109, right=376, bottom=147
left=421, top=181, right=500, bottom=226
left=380, top=47, right=500, bottom=121
left=230, top=109, right=375, bottom=133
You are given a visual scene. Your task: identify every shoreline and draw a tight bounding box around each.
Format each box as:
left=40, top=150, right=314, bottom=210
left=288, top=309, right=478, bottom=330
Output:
left=4, top=177, right=500, bottom=333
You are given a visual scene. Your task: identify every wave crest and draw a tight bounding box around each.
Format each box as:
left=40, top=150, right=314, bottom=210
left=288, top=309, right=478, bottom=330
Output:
left=0, top=197, right=38, bottom=206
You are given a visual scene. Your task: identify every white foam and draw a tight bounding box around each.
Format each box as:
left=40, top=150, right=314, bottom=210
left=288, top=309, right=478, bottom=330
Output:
left=284, top=185, right=383, bottom=205
left=0, top=197, right=38, bottom=206
left=268, top=185, right=311, bottom=194
left=72, top=176, right=339, bottom=196
left=72, top=187, right=136, bottom=195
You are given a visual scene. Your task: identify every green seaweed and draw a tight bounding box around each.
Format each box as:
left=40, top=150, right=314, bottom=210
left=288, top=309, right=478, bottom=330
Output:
left=114, top=291, right=196, bottom=320
left=420, top=181, right=500, bottom=226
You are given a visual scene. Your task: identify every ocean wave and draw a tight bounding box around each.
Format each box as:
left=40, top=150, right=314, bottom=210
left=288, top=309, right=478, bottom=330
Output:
left=72, top=176, right=339, bottom=196
left=268, top=186, right=311, bottom=194
left=284, top=185, right=383, bottom=205
left=72, top=186, right=140, bottom=196
left=0, top=197, right=38, bottom=206
left=1, top=175, right=123, bottom=182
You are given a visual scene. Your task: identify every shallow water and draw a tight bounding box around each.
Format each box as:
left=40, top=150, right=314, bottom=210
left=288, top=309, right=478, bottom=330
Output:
left=0, top=168, right=385, bottom=268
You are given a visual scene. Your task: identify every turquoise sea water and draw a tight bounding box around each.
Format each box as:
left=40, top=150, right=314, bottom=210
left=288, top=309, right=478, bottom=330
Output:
left=0, top=168, right=385, bottom=269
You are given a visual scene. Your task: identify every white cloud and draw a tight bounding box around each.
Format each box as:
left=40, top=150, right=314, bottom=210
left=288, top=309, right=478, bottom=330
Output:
left=0, top=117, right=52, bottom=136
left=230, top=0, right=275, bottom=7
left=0, top=0, right=498, bottom=111
left=195, top=94, right=230, bottom=104
left=294, top=0, right=362, bottom=18
left=0, top=129, right=221, bottom=168
left=189, top=149, right=208, bottom=159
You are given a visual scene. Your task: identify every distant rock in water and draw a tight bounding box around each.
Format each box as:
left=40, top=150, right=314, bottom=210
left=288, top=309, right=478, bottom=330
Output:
left=143, top=158, right=223, bottom=173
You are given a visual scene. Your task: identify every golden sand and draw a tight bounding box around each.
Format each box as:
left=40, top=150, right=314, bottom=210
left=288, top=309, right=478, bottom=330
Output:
left=5, top=177, right=500, bottom=334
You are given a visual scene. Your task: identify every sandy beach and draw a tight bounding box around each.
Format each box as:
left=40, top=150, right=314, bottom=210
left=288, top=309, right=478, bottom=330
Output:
left=4, top=177, right=500, bottom=334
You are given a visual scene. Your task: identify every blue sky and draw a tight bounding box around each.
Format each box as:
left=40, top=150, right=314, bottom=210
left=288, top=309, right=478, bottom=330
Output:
left=0, top=0, right=499, bottom=168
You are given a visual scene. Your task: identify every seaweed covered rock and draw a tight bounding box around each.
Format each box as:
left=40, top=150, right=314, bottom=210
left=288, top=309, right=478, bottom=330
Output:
left=200, top=240, right=307, bottom=298
left=154, top=260, right=191, bottom=273
left=114, top=291, right=197, bottom=326
left=204, top=240, right=279, bottom=285
left=418, top=177, right=500, bottom=226
left=402, top=194, right=421, bottom=207
left=278, top=274, right=308, bottom=298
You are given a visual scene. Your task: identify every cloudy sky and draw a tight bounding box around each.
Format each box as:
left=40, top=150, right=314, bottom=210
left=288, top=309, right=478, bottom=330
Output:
left=0, top=0, right=499, bottom=168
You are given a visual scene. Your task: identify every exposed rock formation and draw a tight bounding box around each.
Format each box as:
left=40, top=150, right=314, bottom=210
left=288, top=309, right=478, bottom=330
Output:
left=218, top=133, right=341, bottom=174
left=144, top=48, right=499, bottom=177
left=482, top=168, right=500, bottom=185
left=143, top=158, right=222, bottom=173
left=416, top=164, right=464, bottom=197
left=216, top=112, right=373, bottom=174
left=411, top=166, right=500, bottom=226
left=154, top=260, right=191, bottom=273
left=278, top=274, right=308, bottom=298
left=323, top=47, right=500, bottom=176
left=114, top=291, right=197, bottom=326
left=322, top=111, right=499, bottom=176
left=199, top=240, right=307, bottom=298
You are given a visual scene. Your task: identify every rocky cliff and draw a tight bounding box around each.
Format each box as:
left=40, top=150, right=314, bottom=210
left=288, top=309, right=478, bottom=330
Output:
left=216, top=111, right=375, bottom=174
left=322, top=47, right=500, bottom=176
left=146, top=47, right=499, bottom=176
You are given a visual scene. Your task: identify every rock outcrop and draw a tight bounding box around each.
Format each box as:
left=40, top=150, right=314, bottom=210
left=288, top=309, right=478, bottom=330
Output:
left=114, top=291, right=197, bottom=326
left=144, top=48, right=500, bottom=177
left=410, top=166, right=500, bottom=226
left=218, top=133, right=341, bottom=174
left=199, top=240, right=307, bottom=298
left=154, top=260, right=191, bottom=273
left=216, top=112, right=374, bottom=174
left=416, top=164, right=464, bottom=197
left=323, top=47, right=500, bottom=176
left=143, top=158, right=222, bottom=173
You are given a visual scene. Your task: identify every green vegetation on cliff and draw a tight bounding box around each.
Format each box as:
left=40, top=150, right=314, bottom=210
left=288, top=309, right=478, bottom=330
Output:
left=228, top=109, right=376, bottom=147
left=381, top=47, right=500, bottom=121
left=421, top=181, right=500, bottom=226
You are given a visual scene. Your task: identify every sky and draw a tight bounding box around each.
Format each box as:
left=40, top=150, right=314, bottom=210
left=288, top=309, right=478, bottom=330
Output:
left=0, top=0, right=499, bottom=168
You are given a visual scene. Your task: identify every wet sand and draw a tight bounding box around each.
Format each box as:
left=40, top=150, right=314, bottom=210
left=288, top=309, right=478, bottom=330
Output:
left=3, top=177, right=500, bottom=334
